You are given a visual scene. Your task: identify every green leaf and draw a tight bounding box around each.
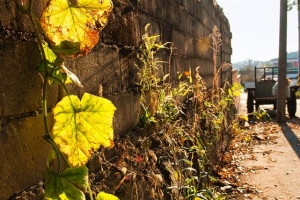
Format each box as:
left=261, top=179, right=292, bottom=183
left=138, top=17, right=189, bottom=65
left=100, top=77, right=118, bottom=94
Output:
left=52, top=40, right=81, bottom=56
left=40, top=0, right=113, bottom=56
left=39, top=43, right=82, bottom=86
left=44, top=42, right=57, bottom=62
left=45, top=166, right=88, bottom=200
left=96, top=192, right=119, bottom=200
left=52, top=93, right=116, bottom=167
left=47, top=150, right=57, bottom=169
left=37, top=43, right=69, bottom=86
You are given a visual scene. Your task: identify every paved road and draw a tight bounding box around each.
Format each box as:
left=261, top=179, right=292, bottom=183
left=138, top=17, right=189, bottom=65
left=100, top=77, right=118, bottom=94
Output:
left=239, top=126, right=300, bottom=200
left=237, top=92, right=300, bottom=200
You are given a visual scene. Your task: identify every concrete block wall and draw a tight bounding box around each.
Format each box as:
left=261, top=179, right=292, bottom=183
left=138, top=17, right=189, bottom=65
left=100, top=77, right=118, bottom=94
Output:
left=0, top=0, right=232, bottom=198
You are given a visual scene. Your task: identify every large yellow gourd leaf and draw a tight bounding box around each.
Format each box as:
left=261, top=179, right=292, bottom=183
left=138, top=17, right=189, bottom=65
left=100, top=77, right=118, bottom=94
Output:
left=52, top=93, right=116, bottom=167
left=40, top=0, right=113, bottom=56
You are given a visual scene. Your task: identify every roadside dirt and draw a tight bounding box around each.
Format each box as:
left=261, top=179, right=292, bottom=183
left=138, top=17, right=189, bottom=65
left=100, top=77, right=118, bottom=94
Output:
left=222, top=92, right=300, bottom=200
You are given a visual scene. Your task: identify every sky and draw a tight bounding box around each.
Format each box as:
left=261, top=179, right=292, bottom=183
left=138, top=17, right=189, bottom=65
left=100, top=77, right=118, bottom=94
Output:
left=216, top=0, right=298, bottom=63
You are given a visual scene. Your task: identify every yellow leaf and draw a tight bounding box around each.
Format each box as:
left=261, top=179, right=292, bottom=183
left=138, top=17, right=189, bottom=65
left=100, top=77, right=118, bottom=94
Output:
left=241, top=115, right=248, bottom=121
left=52, top=93, right=116, bottom=167
left=40, top=0, right=113, bottom=56
left=174, top=171, right=179, bottom=180
left=96, top=192, right=119, bottom=200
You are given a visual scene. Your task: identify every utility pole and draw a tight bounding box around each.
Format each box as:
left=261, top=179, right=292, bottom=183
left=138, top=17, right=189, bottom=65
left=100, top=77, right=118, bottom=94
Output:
left=277, top=0, right=288, bottom=122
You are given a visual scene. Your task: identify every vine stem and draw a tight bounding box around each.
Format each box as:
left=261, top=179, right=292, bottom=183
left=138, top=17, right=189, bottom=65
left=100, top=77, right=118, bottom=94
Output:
left=27, top=0, right=69, bottom=169
left=26, top=2, right=93, bottom=199
left=87, top=184, right=94, bottom=200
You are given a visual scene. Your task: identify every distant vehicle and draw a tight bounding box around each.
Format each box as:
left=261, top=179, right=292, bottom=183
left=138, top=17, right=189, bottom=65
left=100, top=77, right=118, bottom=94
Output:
left=264, top=58, right=299, bottom=86
left=247, top=65, right=298, bottom=117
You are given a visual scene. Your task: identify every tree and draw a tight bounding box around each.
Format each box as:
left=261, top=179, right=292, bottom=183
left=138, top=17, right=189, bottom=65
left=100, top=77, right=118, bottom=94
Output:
left=288, top=0, right=297, bottom=9
left=287, top=0, right=300, bottom=68
left=239, top=65, right=255, bottom=85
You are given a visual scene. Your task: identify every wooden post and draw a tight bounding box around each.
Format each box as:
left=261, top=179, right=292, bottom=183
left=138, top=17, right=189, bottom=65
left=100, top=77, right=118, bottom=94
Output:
left=277, top=0, right=287, bottom=122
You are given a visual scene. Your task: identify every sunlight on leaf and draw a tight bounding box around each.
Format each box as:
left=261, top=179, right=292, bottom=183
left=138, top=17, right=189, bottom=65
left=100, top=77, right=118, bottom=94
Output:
left=241, top=114, right=248, bottom=121
left=47, top=150, right=57, bottom=169
left=52, top=93, right=116, bottom=167
left=40, top=0, right=113, bottom=56
left=37, top=43, right=68, bottom=85
left=233, top=89, right=241, bottom=97
left=229, top=82, right=244, bottom=97
left=45, top=166, right=88, bottom=200
left=43, top=42, right=57, bottom=62
left=39, top=43, right=78, bottom=86
left=96, top=192, right=119, bottom=200
left=174, top=171, right=180, bottom=180
left=61, top=65, right=83, bottom=87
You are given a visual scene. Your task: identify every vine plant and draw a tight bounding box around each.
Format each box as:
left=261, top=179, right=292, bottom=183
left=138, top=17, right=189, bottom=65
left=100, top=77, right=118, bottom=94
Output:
left=21, top=0, right=118, bottom=199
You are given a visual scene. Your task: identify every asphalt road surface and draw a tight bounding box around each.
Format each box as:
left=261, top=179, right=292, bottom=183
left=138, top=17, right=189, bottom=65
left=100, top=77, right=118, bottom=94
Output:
left=237, top=92, right=300, bottom=200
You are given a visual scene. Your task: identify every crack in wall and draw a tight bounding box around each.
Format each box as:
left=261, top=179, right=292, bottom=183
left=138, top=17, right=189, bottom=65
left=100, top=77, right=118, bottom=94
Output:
left=0, top=25, right=36, bottom=41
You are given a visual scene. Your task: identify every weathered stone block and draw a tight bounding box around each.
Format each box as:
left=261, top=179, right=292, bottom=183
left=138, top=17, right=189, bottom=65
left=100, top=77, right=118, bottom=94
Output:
left=196, top=0, right=203, bottom=20
left=71, top=44, right=121, bottom=97
left=164, top=0, right=180, bottom=29
left=0, top=39, right=59, bottom=118
left=171, top=30, right=186, bottom=55
left=182, top=0, right=198, bottom=17
left=0, top=115, right=53, bottom=200
left=109, top=92, right=140, bottom=136
left=179, top=7, right=190, bottom=33
left=102, top=3, right=137, bottom=46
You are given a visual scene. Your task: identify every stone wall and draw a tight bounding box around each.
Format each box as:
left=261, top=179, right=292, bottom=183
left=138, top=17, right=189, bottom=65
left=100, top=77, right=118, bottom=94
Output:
left=0, top=0, right=232, bottom=198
